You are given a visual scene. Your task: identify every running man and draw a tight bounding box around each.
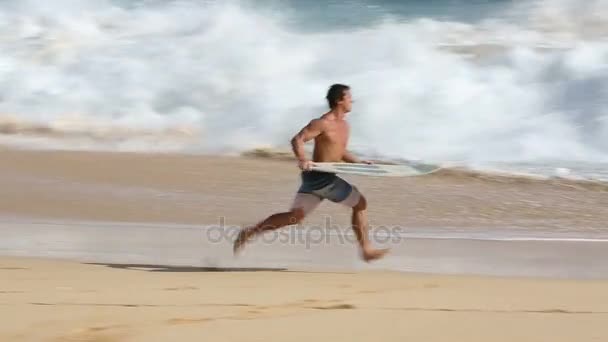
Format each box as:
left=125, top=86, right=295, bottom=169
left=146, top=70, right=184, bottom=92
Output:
left=233, top=84, right=389, bottom=262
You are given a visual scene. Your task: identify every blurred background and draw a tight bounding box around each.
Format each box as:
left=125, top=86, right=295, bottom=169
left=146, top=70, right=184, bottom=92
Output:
left=1, top=0, right=607, bottom=179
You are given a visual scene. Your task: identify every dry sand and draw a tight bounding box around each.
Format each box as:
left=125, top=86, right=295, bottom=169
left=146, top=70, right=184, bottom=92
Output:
left=1, top=256, right=607, bottom=342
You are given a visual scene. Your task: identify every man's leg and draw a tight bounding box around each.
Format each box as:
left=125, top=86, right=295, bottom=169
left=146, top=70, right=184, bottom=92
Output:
left=331, top=180, right=389, bottom=262
left=347, top=191, right=389, bottom=261
left=233, top=193, right=321, bottom=254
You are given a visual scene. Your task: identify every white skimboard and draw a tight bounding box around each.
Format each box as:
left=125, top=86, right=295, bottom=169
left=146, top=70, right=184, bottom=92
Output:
left=309, top=161, right=441, bottom=177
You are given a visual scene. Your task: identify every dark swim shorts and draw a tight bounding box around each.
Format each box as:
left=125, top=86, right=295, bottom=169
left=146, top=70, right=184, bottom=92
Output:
left=291, top=170, right=361, bottom=214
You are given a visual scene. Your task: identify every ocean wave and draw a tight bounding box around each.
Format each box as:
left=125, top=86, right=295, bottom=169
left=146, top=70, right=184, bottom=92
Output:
left=0, top=0, right=607, bottom=163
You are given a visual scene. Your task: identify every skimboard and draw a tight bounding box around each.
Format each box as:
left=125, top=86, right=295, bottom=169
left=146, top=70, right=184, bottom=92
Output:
left=309, top=161, right=441, bottom=177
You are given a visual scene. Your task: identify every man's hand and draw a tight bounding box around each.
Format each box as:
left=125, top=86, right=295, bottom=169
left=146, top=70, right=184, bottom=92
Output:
left=342, top=150, right=359, bottom=163
left=298, top=159, right=314, bottom=171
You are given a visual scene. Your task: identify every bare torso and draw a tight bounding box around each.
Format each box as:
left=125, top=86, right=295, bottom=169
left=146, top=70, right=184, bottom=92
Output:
left=312, top=115, right=349, bottom=162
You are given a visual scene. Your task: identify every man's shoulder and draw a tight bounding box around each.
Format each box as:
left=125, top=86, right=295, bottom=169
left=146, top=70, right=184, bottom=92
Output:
left=308, top=116, right=329, bottom=129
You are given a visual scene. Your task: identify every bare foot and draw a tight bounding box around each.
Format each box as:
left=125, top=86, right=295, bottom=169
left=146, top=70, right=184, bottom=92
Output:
left=233, top=227, right=256, bottom=255
left=362, top=248, right=389, bottom=262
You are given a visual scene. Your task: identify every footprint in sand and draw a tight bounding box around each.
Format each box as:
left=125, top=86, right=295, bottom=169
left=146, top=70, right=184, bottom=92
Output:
left=57, top=324, right=128, bottom=342
left=162, top=286, right=199, bottom=291
left=167, top=318, right=214, bottom=325
left=311, top=303, right=356, bottom=310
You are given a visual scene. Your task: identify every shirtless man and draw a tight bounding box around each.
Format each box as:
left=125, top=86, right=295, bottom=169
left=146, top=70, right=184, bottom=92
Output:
left=233, top=84, right=389, bottom=262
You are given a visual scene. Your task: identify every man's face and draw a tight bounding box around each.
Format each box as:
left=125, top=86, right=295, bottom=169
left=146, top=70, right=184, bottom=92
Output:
left=340, top=90, right=353, bottom=113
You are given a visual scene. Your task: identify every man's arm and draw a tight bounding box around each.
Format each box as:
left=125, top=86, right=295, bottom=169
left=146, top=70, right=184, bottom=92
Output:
left=342, top=150, right=361, bottom=163
left=291, top=119, right=324, bottom=164
left=343, top=150, right=373, bottom=164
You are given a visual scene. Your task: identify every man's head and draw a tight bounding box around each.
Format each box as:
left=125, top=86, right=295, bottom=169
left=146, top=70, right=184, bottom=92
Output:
left=326, top=84, right=352, bottom=113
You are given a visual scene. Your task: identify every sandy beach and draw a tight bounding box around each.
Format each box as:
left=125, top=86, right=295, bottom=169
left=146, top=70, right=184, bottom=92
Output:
left=1, top=256, right=607, bottom=342
left=3, top=0, right=608, bottom=339
left=1, top=148, right=608, bottom=341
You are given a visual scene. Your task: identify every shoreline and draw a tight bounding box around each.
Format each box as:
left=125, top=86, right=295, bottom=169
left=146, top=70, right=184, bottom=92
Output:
left=1, top=147, right=607, bottom=279
left=2, top=217, right=608, bottom=280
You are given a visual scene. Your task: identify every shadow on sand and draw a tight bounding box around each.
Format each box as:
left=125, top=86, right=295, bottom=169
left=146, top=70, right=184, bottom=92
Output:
left=86, top=263, right=288, bottom=273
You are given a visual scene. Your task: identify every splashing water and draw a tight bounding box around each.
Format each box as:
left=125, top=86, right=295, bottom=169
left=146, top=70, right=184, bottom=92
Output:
left=1, top=0, right=608, bottom=181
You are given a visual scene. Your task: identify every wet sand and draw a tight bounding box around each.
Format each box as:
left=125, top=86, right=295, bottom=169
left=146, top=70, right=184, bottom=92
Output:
left=1, top=148, right=607, bottom=231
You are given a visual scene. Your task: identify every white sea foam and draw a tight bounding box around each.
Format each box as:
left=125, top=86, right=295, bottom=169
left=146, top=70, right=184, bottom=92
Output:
left=0, top=0, right=607, bottom=167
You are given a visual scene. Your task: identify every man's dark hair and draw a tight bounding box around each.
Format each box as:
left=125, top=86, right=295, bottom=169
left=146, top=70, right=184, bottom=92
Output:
left=326, top=84, right=350, bottom=109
